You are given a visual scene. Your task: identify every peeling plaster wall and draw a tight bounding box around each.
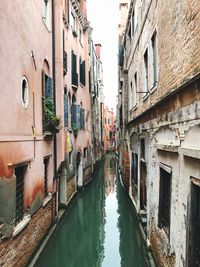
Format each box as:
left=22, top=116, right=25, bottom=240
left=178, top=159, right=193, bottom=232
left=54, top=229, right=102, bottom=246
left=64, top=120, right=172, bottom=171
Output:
left=0, top=0, right=55, bottom=244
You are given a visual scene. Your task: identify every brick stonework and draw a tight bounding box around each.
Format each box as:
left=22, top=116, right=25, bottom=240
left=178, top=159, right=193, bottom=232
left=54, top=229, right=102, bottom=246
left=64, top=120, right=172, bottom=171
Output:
left=126, top=0, right=200, bottom=121
left=67, top=177, right=76, bottom=201
left=0, top=197, right=55, bottom=267
left=122, top=144, right=130, bottom=191
left=83, top=166, right=92, bottom=184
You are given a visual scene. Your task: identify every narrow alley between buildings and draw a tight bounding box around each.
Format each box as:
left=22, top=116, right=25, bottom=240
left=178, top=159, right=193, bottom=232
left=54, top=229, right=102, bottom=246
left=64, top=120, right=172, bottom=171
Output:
left=33, top=154, right=149, bottom=267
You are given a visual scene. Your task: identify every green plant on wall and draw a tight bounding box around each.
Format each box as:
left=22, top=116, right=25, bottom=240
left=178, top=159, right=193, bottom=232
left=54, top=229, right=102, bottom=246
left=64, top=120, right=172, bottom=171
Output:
left=43, top=97, right=61, bottom=133
left=73, top=127, right=78, bottom=137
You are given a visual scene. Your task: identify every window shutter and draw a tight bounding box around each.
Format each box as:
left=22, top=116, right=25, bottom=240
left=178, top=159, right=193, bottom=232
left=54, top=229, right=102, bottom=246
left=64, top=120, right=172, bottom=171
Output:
left=82, top=61, right=85, bottom=85
left=71, top=104, right=76, bottom=129
left=76, top=105, right=81, bottom=129
left=45, top=76, right=53, bottom=98
left=82, top=108, right=85, bottom=130
left=64, top=94, right=68, bottom=127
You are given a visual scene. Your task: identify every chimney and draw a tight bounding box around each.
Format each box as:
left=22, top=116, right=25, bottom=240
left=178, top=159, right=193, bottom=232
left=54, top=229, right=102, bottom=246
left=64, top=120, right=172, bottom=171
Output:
left=95, top=44, right=102, bottom=59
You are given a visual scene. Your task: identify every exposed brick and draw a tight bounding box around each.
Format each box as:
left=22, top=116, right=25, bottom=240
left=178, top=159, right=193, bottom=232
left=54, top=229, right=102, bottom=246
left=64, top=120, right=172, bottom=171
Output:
left=0, top=196, right=55, bottom=267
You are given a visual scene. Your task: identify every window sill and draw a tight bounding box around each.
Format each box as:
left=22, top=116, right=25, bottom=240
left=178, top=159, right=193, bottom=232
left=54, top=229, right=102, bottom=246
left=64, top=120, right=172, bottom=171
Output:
left=150, top=82, right=157, bottom=94
left=80, top=82, right=85, bottom=88
left=42, top=19, right=51, bottom=33
left=13, top=214, right=31, bottom=237
left=43, top=193, right=52, bottom=207
left=142, top=92, right=149, bottom=102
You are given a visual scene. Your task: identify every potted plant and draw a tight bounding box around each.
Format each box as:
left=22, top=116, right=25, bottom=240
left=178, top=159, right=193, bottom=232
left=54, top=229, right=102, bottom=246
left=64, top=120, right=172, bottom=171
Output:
left=44, top=97, right=62, bottom=134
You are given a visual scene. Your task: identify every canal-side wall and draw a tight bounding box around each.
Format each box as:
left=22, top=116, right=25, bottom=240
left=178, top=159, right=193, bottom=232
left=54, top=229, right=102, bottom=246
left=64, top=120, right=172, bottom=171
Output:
left=83, top=165, right=92, bottom=185
left=28, top=159, right=103, bottom=267
left=0, top=196, right=55, bottom=267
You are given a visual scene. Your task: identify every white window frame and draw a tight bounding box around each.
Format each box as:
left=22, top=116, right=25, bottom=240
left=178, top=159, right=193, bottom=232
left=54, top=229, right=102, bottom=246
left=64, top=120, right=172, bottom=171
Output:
left=21, top=76, right=29, bottom=109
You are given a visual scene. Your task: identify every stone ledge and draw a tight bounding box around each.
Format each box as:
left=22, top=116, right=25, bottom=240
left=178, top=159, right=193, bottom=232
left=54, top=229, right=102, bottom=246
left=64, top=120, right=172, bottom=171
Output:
left=12, top=215, right=31, bottom=237
left=179, top=147, right=200, bottom=160
left=156, top=144, right=179, bottom=153
left=43, top=194, right=52, bottom=207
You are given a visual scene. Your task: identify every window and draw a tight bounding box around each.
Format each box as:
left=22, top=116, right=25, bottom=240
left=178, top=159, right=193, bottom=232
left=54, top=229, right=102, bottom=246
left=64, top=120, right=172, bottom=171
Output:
left=64, top=87, right=68, bottom=127
left=69, top=151, right=72, bottom=165
left=79, top=29, right=82, bottom=45
left=68, top=93, right=71, bottom=128
left=71, top=51, right=78, bottom=87
left=131, top=153, right=138, bottom=198
left=143, top=49, right=148, bottom=92
left=42, top=72, right=54, bottom=132
left=129, top=81, right=133, bottom=110
left=71, top=95, right=80, bottom=131
left=44, top=157, right=49, bottom=198
left=105, top=118, right=107, bottom=124
left=80, top=107, right=85, bottom=130
left=133, top=72, right=137, bottom=106
left=120, top=80, right=123, bottom=90
left=15, top=165, right=26, bottom=224
left=83, top=148, right=87, bottom=158
left=42, top=0, right=50, bottom=27
left=79, top=58, right=86, bottom=86
left=151, top=31, right=157, bottom=85
left=140, top=139, right=145, bottom=160
left=131, top=13, right=135, bottom=37
left=21, top=77, right=29, bottom=109
left=63, top=31, right=67, bottom=75
left=188, top=180, right=200, bottom=267
left=71, top=12, right=77, bottom=37
left=158, top=166, right=172, bottom=237
left=128, top=23, right=131, bottom=39
left=108, top=118, right=110, bottom=125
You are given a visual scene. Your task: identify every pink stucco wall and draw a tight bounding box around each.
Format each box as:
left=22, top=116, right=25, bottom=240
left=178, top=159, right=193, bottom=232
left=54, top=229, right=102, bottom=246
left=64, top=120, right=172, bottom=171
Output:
left=0, top=0, right=54, bottom=209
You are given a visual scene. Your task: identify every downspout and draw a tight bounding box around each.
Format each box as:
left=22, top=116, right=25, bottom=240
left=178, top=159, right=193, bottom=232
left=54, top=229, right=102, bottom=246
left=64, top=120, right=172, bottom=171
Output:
left=52, top=0, right=58, bottom=221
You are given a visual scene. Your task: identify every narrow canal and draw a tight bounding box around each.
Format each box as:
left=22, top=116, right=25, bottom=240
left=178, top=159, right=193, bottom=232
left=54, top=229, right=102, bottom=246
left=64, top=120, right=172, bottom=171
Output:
left=34, top=154, right=149, bottom=267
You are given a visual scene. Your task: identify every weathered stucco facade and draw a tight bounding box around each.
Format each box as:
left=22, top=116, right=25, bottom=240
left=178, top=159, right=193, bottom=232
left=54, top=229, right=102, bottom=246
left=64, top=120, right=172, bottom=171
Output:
left=0, top=1, right=56, bottom=266
left=118, top=0, right=200, bottom=266
left=0, top=0, right=100, bottom=266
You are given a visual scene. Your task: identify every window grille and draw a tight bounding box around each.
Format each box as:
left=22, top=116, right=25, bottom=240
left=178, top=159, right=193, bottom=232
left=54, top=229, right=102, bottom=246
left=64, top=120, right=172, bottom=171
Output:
left=44, top=158, right=49, bottom=198
left=15, top=166, right=25, bottom=224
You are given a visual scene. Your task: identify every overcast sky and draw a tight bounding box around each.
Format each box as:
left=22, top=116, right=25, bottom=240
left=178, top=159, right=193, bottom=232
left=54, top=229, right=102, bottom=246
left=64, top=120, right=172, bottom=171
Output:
left=87, top=0, right=119, bottom=112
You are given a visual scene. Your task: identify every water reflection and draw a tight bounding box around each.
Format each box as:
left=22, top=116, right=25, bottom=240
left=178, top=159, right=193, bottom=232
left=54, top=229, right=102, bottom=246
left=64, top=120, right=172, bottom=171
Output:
left=117, top=171, right=148, bottom=267
left=34, top=154, right=148, bottom=267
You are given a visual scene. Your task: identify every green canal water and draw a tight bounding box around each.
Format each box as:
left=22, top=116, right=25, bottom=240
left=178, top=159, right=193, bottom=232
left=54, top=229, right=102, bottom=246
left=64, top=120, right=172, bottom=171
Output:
left=34, top=154, right=149, bottom=267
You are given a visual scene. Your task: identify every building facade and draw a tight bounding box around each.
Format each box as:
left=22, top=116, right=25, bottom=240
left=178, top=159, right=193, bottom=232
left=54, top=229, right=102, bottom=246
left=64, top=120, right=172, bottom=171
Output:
left=118, top=0, right=200, bottom=266
left=58, top=0, right=93, bottom=207
left=88, top=40, right=104, bottom=163
left=103, top=106, right=116, bottom=152
left=0, top=0, right=101, bottom=266
left=0, top=1, right=56, bottom=266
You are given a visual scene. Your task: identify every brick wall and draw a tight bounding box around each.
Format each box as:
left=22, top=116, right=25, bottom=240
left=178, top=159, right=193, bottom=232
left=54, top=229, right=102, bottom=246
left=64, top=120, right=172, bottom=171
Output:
left=126, top=0, right=200, bottom=121
left=0, top=196, right=55, bottom=267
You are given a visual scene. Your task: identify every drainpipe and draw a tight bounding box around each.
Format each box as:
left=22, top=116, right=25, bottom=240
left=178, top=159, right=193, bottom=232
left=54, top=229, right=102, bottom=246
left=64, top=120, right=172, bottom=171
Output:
left=52, top=0, right=58, bottom=221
